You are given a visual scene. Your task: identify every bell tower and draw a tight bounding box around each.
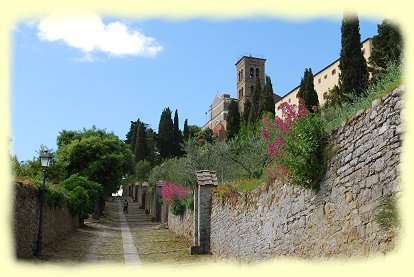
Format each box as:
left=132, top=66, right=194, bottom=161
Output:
left=235, top=56, right=266, bottom=114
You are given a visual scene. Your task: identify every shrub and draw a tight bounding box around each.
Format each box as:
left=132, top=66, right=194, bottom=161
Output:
left=161, top=181, right=192, bottom=216
left=262, top=98, right=326, bottom=190
left=60, top=174, right=103, bottom=220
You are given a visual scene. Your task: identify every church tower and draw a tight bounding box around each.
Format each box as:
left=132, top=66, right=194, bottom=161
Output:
left=235, top=56, right=266, bottom=114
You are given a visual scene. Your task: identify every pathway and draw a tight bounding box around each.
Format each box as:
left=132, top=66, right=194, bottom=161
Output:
left=39, top=196, right=214, bottom=265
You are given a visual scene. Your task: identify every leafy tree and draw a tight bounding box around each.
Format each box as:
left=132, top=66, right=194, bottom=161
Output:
left=173, top=109, right=184, bottom=156
left=56, top=126, right=135, bottom=197
left=134, top=121, right=149, bottom=162
left=157, top=108, right=175, bottom=159
left=188, top=125, right=201, bottom=139
left=134, top=160, right=152, bottom=181
left=369, top=19, right=403, bottom=80
left=196, top=128, right=215, bottom=145
left=297, top=68, right=319, bottom=112
left=248, top=78, right=262, bottom=124
left=226, top=100, right=240, bottom=140
left=323, top=85, right=344, bottom=108
left=183, top=119, right=190, bottom=141
left=339, top=13, right=369, bottom=98
left=258, top=76, right=276, bottom=118
left=60, top=174, right=103, bottom=225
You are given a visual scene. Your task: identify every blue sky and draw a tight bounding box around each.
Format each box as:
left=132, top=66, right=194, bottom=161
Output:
left=11, top=14, right=381, bottom=161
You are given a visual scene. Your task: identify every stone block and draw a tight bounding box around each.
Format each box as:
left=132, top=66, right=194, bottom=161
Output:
left=345, top=191, right=353, bottom=203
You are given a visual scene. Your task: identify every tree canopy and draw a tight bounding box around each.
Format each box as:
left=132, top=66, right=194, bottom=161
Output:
left=339, top=13, right=369, bottom=98
left=226, top=100, right=241, bottom=140
left=56, top=126, right=135, bottom=196
left=297, top=68, right=319, bottom=111
left=157, top=108, right=175, bottom=159
left=369, top=19, right=403, bottom=80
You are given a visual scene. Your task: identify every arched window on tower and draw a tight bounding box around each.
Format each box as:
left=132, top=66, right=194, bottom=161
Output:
left=241, top=87, right=244, bottom=97
left=250, top=67, right=254, bottom=77
left=256, top=68, right=260, bottom=78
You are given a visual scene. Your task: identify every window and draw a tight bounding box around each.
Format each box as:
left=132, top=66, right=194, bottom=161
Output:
left=362, top=48, right=365, bottom=55
left=238, top=72, right=240, bottom=82
left=250, top=67, right=254, bottom=77
left=288, top=98, right=291, bottom=103
left=323, top=92, right=328, bottom=100
left=241, top=87, right=244, bottom=97
left=241, top=69, right=244, bottom=80
left=332, top=69, right=336, bottom=75
left=251, top=86, right=254, bottom=96
left=324, top=75, right=327, bottom=79
left=256, top=68, right=260, bottom=78
left=318, top=78, right=321, bottom=84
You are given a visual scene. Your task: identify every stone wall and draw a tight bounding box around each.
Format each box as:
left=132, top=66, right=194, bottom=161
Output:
left=14, top=182, right=79, bottom=258
left=210, top=87, right=403, bottom=261
left=167, top=208, right=194, bottom=241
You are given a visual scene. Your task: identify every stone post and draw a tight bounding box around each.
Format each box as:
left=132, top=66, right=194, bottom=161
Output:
left=142, top=182, right=149, bottom=213
left=190, top=170, right=218, bottom=255
left=153, top=181, right=163, bottom=221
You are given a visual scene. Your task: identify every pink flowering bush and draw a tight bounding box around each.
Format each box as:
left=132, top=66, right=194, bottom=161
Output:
left=262, top=97, right=326, bottom=190
left=161, top=182, right=193, bottom=216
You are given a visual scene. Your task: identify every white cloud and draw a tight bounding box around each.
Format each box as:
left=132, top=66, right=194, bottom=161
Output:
left=37, top=14, right=163, bottom=59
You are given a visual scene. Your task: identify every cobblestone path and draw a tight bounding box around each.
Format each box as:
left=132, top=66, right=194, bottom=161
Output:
left=39, top=196, right=214, bottom=265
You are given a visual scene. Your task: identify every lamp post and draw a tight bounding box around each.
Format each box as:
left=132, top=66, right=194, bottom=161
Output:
left=35, top=150, right=52, bottom=256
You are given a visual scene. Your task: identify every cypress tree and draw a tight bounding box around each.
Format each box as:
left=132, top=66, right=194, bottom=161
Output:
left=339, top=13, right=369, bottom=98
left=226, top=100, right=240, bottom=140
left=369, top=19, right=403, bottom=80
left=297, top=68, right=319, bottom=112
left=173, top=109, right=183, bottom=156
left=134, top=122, right=149, bottom=162
left=183, top=119, right=190, bottom=141
left=157, top=108, right=175, bottom=159
left=241, top=99, right=251, bottom=126
left=258, top=75, right=276, bottom=118
left=248, top=77, right=262, bottom=124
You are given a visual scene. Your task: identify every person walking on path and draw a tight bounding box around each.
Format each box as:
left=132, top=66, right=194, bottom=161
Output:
left=123, top=199, right=128, bottom=213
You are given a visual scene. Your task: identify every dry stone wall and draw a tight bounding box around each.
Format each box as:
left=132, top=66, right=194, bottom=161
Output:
left=210, top=87, right=403, bottom=261
left=14, top=182, right=79, bottom=258
left=167, top=209, right=194, bottom=241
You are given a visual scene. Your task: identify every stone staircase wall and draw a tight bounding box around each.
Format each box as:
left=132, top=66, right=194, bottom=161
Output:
left=210, top=86, right=403, bottom=261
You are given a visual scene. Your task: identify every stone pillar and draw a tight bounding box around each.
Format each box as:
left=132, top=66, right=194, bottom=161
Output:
left=142, top=182, right=149, bottom=213
left=152, top=181, right=163, bottom=221
left=190, top=170, right=218, bottom=255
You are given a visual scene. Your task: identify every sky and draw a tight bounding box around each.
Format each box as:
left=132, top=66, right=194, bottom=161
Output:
left=11, top=14, right=382, bottom=162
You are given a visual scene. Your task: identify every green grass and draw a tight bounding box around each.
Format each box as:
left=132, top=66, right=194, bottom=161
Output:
left=216, top=177, right=267, bottom=196
left=321, top=62, right=402, bottom=133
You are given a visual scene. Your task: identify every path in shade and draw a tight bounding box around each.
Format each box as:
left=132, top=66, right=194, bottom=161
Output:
left=117, top=199, right=141, bottom=265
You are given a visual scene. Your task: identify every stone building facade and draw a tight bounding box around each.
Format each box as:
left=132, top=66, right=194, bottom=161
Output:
left=275, top=38, right=373, bottom=117
left=203, top=94, right=235, bottom=141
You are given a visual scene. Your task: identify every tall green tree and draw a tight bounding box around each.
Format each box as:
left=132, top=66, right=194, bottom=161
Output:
left=241, top=100, right=251, bottom=126
left=339, top=13, right=369, bottom=98
left=157, top=108, right=175, bottom=159
left=248, top=78, right=262, bottom=124
left=56, top=127, right=135, bottom=196
left=258, top=76, right=276, bottom=118
left=134, top=121, right=149, bottom=162
left=226, top=100, right=240, bottom=140
left=297, top=68, right=319, bottom=112
left=173, top=109, right=183, bottom=156
left=369, top=19, right=403, bottom=80
left=183, top=119, right=190, bottom=141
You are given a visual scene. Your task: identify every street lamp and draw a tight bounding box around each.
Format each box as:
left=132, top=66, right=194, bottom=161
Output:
left=35, top=150, right=52, bottom=256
